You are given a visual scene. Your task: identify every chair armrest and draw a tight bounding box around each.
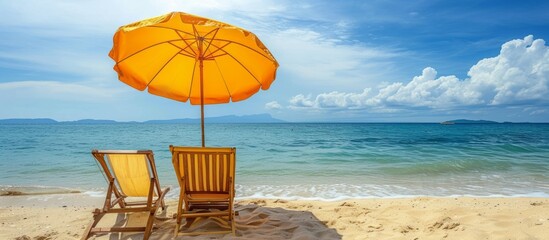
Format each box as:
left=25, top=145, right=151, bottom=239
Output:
left=152, top=187, right=170, bottom=211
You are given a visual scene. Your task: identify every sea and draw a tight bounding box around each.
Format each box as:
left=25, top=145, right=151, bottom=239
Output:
left=1, top=123, right=548, bottom=200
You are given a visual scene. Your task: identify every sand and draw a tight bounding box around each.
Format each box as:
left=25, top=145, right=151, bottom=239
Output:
left=0, top=194, right=547, bottom=240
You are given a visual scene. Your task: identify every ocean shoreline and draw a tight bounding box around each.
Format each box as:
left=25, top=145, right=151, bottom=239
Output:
left=2, top=185, right=548, bottom=201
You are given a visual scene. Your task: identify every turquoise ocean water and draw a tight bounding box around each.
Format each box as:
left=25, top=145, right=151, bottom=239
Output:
left=1, top=123, right=548, bottom=200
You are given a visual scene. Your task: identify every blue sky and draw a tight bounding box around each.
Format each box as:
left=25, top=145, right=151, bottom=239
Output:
left=1, top=0, right=548, bottom=122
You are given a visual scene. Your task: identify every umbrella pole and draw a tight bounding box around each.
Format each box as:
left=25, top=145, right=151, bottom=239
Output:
left=199, top=38, right=205, bottom=147
left=200, top=61, right=205, bottom=147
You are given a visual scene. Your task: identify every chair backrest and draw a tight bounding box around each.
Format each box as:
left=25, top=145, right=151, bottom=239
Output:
left=170, top=146, right=236, bottom=194
left=92, top=150, right=160, bottom=197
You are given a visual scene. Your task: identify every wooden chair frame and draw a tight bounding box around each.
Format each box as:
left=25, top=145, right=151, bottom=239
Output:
left=82, top=150, right=170, bottom=240
left=170, top=146, right=237, bottom=236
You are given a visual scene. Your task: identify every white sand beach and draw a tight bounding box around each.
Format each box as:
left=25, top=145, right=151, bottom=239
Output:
left=1, top=194, right=547, bottom=240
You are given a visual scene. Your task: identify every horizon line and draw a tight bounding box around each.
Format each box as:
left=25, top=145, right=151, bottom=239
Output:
left=0, top=117, right=547, bottom=124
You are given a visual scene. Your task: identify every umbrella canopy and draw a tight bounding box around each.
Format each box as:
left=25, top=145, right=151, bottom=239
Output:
left=109, top=12, right=279, bottom=146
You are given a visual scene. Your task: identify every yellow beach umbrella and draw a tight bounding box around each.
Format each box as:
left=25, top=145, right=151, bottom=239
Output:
left=109, top=12, right=279, bottom=146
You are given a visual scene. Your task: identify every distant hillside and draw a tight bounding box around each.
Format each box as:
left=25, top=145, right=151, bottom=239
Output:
left=443, top=119, right=499, bottom=124
left=145, top=114, right=285, bottom=124
left=0, top=114, right=285, bottom=124
left=64, top=119, right=119, bottom=124
left=0, top=118, right=57, bottom=124
left=208, top=114, right=285, bottom=123
left=143, top=118, right=197, bottom=124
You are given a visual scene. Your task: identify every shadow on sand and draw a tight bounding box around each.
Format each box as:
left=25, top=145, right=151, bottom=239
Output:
left=87, top=203, right=341, bottom=240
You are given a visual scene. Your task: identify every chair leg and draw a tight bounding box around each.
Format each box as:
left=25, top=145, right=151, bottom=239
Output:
left=143, top=211, right=156, bottom=240
left=81, top=209, right=105, bottom=240
left=80, top=220, right=94, bottom=240
left=174, top=221, right=180, bottom=237
left=231, top=213, right=236, bottom=235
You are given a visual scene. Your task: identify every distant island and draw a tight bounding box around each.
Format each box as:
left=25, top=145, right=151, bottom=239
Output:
left=441, top=119, right=499, bottom=124
left=0, top=114, right=285, bottom=124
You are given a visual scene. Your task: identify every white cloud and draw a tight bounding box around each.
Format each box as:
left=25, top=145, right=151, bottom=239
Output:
left=288, top=89, right=372, bottom=109
left=378, top=68, right=478, bottom=108
left=467, top=35, right=549, bottom=105
left=265, top=101, right=283, bottom=110
left=287, top=35, right=549, bottom=112
left=289, top=94, right=315, bottom=108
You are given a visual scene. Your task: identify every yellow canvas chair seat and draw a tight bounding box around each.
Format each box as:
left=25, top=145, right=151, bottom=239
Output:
left=170, top=146, right=237, bottom=236
left=82, top=150, right=170, bottom=240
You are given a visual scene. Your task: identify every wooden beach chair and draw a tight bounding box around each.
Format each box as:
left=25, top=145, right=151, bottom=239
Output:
left=170, top=146, right=237, bottom=236
left=82, top=150, right=170, bottom=240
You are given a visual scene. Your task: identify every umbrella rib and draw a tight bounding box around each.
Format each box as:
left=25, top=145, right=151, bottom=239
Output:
left=116, top=40, right=180, bottom=64
left=187, top=59, right=198, bottom=101
left=178, top=52, right=197, bottom=59
left=190, top=29, right=263, bottom=86
left=174, top=30, right=198, bottom=57
left=203, top=42, right=231, bottom=60
left=140, top=26, right=200, bottom=58
left=212, top=39, right=277, bottom=63
left=192, top=24, right=200, bottom=47
left=168, top=42, right=197, bottom=59
left=202, top=28, right=220, bottom=56
left=145, top=50, right=180, bottom=87
left=147, top=25, right=207, bottom=57
left=205, top=53, right=228, bottom=59
left=213, top=59, right=232, bottom=101
left=169, top=41, right=196, bottom=57
left=217, top=47, right=263, bottom=87
left=145, top=25, right=276, bottom=64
